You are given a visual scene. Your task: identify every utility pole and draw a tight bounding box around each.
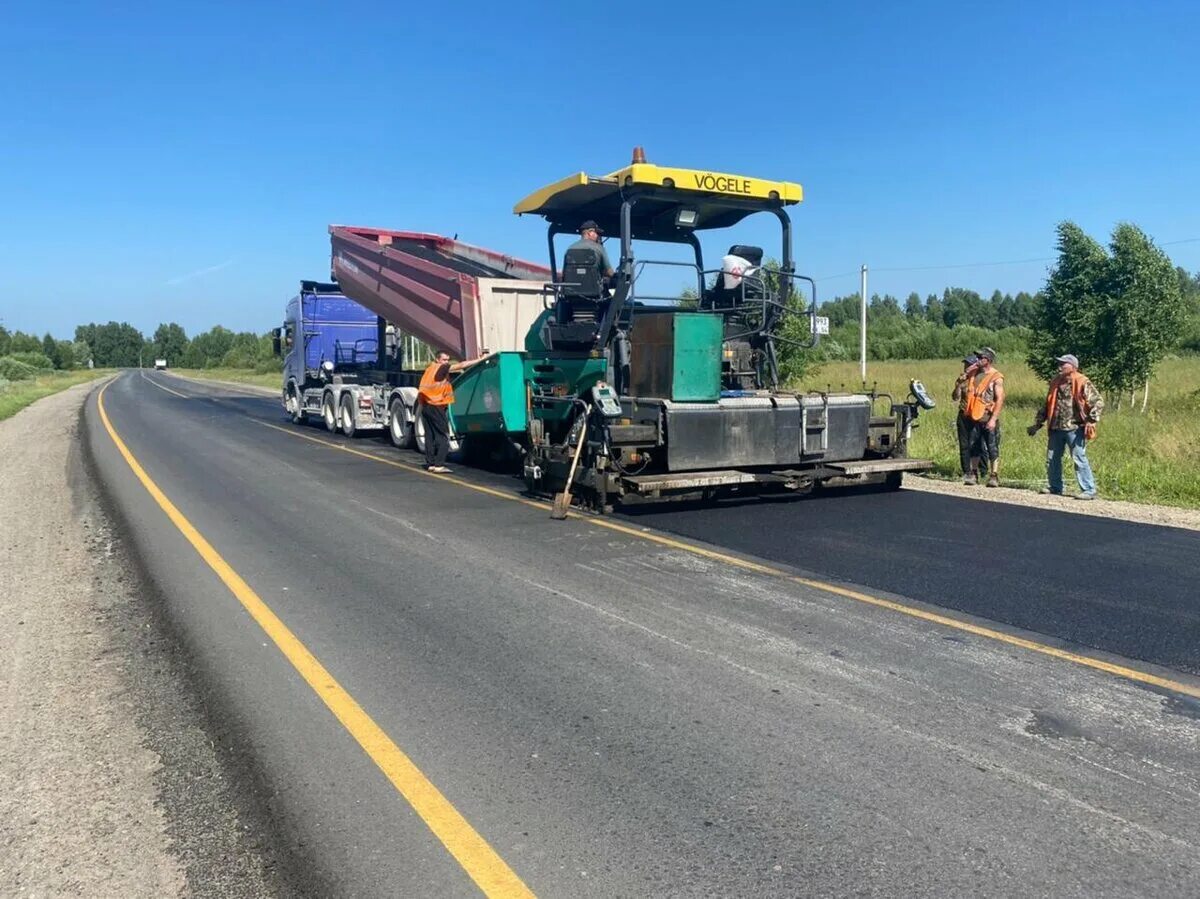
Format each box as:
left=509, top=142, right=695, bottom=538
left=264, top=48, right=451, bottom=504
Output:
left=859, top=264, right=868, bottom=383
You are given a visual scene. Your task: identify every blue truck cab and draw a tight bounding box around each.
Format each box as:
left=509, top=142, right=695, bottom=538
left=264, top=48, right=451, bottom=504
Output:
left=281, top=281, right=379, bottom=390
left=275, top=280, right=447, bottom=451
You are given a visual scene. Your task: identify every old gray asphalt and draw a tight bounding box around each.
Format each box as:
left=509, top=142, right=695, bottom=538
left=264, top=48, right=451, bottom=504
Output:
left=85, top=371, right=1200, bottom=897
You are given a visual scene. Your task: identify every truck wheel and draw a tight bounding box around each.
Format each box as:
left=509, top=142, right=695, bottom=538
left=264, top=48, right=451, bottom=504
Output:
left=414, top=412, right=427, bottom=454
left=883, top=471, right=903, bottom=491
left=339, top=394, right=358, bottom=438
left=389, top=398, right=413, bottom=448
left=322, top=393, right=338, bottom=433
left=288, top=386, right=307, bottom=424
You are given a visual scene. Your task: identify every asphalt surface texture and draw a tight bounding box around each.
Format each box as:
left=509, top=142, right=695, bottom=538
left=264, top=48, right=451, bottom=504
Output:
left=84, top=371, right=1200, bottom=897
left=624, top=487, right=1200, bottom=677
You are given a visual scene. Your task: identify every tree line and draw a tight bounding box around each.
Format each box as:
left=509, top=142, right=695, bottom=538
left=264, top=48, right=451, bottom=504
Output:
left=0, top=321, right=281, bottom=379
left=5, top=220, right=1197, bottom=395
left=777, top=221, right=1200, bottom=391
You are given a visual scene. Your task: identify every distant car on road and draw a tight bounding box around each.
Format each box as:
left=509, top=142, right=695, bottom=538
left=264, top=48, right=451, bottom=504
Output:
left=154, top=358, right=168, bottom=370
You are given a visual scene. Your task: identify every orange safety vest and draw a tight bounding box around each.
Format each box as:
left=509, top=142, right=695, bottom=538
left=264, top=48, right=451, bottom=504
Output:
left=418, top=363, right=454, bottom=407
left=964, top=369, right=1002, bottom=422
left=1045, top=371, right=1090, bottom=425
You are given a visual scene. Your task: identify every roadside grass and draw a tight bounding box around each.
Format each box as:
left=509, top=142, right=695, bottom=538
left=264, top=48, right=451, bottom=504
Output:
left=166, top=368, right=279, bottom=390
left=0, top=369, right=115, bottom=422
left=795, top=357, right=1200, bottom=509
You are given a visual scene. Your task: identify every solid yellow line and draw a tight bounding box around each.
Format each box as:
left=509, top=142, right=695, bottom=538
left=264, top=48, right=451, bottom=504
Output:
left=259, top=414, right=1200, bottom=702
left=784, top=575, right=1200, bottom=698
left=255, top=419, right=549, bottom=511
left=98, top=379, right=534, bottom=898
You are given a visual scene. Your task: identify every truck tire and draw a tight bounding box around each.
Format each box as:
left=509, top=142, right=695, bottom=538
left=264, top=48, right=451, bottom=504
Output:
left=288, top=385, right=307, bottom=424
left=339, top=394, right=358, bottom=438
left=414, top=411, right=458, bottom=457
left=414, top=410, right=427, bottom=454
left=322, top=393, right=338, bottom=433
left=389, top=398, right=413, bottom=448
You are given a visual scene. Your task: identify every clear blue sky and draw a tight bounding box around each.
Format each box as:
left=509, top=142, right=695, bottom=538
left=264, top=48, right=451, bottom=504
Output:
left=2, top=0, right=1197, bottom=338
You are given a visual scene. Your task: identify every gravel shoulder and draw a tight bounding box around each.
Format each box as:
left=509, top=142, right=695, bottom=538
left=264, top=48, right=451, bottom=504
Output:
left=0, top=380, right=285, bottom=897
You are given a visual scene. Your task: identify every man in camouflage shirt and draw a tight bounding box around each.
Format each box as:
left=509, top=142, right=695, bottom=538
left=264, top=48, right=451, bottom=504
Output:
left=1027, top=353, right=1105, bottom=499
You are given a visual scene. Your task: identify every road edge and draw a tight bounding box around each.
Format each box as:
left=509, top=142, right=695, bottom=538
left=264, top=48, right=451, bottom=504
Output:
left=78, top=377, right=321, bottom=898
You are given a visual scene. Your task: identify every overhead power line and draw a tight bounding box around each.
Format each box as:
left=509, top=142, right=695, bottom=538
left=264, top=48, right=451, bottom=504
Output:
left=815, top=235, right=1200, bottom=282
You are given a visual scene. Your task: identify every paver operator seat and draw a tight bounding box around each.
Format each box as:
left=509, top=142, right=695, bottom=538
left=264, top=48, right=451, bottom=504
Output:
left=558, top=246, right=607, bottom=324
left=544, top=245, right=613, bottom=351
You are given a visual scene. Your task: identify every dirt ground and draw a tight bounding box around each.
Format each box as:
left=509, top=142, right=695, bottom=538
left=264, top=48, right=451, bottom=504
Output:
left=0, top=380, right=282, bottom=897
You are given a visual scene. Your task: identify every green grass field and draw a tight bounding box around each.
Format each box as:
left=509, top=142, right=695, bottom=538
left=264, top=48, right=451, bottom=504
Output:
left=167, top=368, right=280, bottom=389
left=797, top=357, right=1200, bottom=508
left=0, top=369, right=115, bottom=422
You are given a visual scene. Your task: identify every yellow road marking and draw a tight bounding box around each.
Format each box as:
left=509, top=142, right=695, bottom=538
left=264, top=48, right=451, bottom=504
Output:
left=140, top=370, right=191, bottom=399
left=258, top=415, right=1200, bottom=702
left=256, top=419, right=549, bottom=511
left=100, top=379, right=534, bottom=898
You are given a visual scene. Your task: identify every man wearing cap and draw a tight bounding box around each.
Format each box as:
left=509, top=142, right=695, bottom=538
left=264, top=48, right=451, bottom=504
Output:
left=1028, top=354, right=1105, bottom=499
left=565, top=220, right=614, bottom=281
left=962, top=347, right=1005, bottom=487
left=951, top=354, right=982, bottom=481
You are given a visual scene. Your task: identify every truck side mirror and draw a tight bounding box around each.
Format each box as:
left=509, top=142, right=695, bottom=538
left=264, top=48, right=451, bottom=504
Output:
left=272, top=329, right=282, bottom=357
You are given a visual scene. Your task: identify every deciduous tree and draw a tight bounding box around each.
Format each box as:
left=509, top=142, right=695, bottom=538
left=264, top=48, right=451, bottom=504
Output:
left=152, top=322, right=189, bottom=364
left=1027, top=221, right=1183, bottom=399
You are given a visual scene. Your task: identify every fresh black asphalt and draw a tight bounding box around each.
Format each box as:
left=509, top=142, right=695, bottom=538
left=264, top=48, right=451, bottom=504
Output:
left=624, top=489, right=1200, bottom=676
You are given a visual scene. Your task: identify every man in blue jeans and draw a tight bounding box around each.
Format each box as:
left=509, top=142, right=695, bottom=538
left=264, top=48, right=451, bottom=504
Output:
left=1027, top=354, right=1105, bottom=499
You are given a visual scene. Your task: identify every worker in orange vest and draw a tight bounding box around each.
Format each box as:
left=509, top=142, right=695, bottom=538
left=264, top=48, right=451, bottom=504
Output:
left=1027, top=353, right=1105, bottom=499
left=951, top=353, right=983, bottom=480
left=418, top=348, right=489, bottom=473
left=962, top=347, right=1005, bottom=487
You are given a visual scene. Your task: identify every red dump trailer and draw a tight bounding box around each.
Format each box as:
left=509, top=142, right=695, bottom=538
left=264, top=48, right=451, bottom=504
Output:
left=278, top=227, right=553, bottom=452
left=328, top=226, right=552, bottom=359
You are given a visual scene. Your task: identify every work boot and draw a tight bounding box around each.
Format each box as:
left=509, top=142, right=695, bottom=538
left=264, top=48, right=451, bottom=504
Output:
left=986, top=473, right=1000, bottom=488
left=1039, top=487, right=1062, bottom=495
left=963, top=472, right=977, bottom=486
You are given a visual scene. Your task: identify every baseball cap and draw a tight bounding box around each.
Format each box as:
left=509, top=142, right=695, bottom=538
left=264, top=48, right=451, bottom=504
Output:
left=963, top=353, right=979, bottom=365
left=977, top=347, right=996, bottom=362
left=1055, top=353, right=1079, bottom=367
left=579, top=220, right=603, bottom=234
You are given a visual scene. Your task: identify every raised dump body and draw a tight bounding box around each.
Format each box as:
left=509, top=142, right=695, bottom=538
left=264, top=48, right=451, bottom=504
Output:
left=329, top=226, right=552, bottom=358
left=274, top=230, right=561, bottom=456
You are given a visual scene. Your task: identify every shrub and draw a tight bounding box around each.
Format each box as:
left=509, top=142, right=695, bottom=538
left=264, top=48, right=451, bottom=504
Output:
left=7, top=351, right=54, bottom=370
left=0, top=356, right=39, bottom=380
